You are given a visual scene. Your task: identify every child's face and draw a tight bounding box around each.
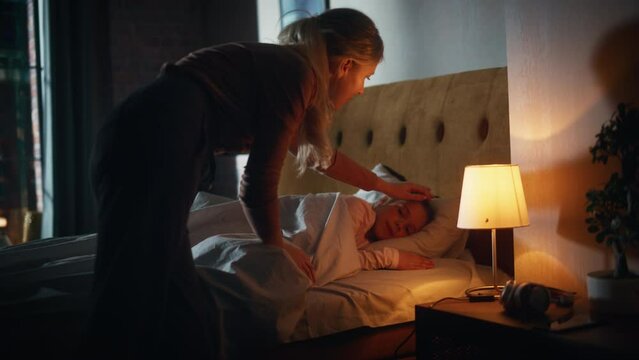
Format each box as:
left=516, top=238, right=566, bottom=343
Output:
left=370, top=200, right=430, bottom=241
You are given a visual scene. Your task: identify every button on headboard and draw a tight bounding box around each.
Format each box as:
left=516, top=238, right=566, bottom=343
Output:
left=279, top=67, right=510, bottom=198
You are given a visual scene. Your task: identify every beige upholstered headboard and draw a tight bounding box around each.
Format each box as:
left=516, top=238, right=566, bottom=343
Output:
left=278, top=67, right=513, bottom=275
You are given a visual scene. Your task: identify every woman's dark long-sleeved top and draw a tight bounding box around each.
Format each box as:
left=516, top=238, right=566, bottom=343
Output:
left=86, top=42, right=315, bottom=359
left=166, top=42, right=316, bottom=246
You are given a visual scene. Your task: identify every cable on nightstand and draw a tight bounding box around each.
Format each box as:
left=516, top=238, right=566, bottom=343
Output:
left=428, top=296, right=468, bottom=308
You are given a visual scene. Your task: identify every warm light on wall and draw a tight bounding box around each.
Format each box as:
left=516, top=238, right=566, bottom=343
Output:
left=458, top=164, right=530, bottom=297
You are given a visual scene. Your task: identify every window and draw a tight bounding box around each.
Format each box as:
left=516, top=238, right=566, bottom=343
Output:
left=280, top=0, right=327, bottom=28
left=258, top=0, right=328, bottom=43
left=0, top=0, right=43, bottom=247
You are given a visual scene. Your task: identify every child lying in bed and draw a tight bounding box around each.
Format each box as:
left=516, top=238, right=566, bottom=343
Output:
left=188, top=192, right=434, bottom=274
left=343, top=195, right=435, bottom=271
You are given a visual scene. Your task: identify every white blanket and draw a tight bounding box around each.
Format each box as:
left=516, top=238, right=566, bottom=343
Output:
left=0, top=192, right=488, bottom=358
left=189, top=193, right=362, bottom=356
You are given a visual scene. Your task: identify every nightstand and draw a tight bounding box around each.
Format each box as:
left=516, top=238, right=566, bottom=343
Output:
left=415, top=298, right=638, bottom=359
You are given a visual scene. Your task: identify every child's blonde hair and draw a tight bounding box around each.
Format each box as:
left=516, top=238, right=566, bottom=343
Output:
left=278, top=8, right=384, bottom=174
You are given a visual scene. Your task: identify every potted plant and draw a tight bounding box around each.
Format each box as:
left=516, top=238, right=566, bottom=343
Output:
left=585, top=102, right=639, bottom=315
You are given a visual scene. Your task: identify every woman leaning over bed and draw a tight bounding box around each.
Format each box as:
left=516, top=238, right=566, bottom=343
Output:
left=81, top=8, right=432, bottom=360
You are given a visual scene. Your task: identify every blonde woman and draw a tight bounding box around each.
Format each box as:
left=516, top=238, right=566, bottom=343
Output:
left=84, top=8, right=431, bottom=360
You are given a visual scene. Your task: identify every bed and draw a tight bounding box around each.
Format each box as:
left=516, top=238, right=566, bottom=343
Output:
left=0, top=66, right=512, bottom=359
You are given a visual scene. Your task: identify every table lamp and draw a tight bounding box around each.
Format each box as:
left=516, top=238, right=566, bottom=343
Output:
left=457, top=164, right=529, bottom=298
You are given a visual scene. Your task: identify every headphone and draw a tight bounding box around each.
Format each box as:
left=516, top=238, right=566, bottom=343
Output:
left=500, top=280, right=576, bottom=319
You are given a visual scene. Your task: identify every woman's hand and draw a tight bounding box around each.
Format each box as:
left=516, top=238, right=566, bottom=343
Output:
left=281, top=242, right=316, bottom=283
left=396, top=250, right=434, bottom=270
left=378, top=180, right=433, bottom=201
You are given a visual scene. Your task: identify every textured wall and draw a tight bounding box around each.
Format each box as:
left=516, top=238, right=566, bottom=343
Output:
left=506, top=0, right=639, bottom=294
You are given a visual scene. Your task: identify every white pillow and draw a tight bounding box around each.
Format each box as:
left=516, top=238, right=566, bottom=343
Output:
left=354, top=164, right=403, bottom=205
left=355, top=164, right=468, bottom=259
left=190, top=191, right=235, bottom=212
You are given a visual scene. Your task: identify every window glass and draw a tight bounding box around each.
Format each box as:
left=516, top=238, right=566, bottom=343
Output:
left=0, top=0, right=43, bottom=247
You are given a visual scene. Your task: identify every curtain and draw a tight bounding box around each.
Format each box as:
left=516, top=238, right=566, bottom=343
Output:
left=44, top=0, right=111, bottom=236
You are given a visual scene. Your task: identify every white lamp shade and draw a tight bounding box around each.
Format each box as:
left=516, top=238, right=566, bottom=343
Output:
left=457, top=164, right=529, bottom=229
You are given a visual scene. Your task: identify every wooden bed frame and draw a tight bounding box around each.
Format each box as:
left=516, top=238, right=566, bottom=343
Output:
left=274, top=66, right=512, bottom=358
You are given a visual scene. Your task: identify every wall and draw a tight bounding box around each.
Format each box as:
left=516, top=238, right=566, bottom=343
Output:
left=506, top=0, right=639, bottom=294
left=331, top=0, right=506, bottom=85
left=257, top=0, right=282, bottom=43
left=258, top=0, right=506, bottom=86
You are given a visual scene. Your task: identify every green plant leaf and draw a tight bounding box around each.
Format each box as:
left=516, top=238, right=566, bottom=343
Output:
left=585, top=102, right=639, bottom=251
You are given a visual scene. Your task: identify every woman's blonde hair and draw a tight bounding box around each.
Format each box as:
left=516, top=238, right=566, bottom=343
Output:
left=278, top=8, right=384, bottom=174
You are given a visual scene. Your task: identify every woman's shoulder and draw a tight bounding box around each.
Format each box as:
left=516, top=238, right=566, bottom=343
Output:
left=213, top=42, right=304, bottom=61
left=183, top=42, right=300, bottom=64
left=204, top=42, right=312, bottom=89
left=242, top=43, right=316, bottom=111
left=243, top=43, right=311, bottom=72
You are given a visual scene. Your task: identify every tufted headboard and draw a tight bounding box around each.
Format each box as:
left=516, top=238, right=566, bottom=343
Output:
left=278, top=67, right=513, bottom=275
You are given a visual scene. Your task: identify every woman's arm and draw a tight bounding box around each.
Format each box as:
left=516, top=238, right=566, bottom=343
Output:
left=241, top=124, right=316, bottom=283
left=320, top=150, right=433, bottom=201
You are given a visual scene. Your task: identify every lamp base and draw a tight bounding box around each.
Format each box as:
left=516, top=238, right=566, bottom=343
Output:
left=465, top=285, right=504, bottom=300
